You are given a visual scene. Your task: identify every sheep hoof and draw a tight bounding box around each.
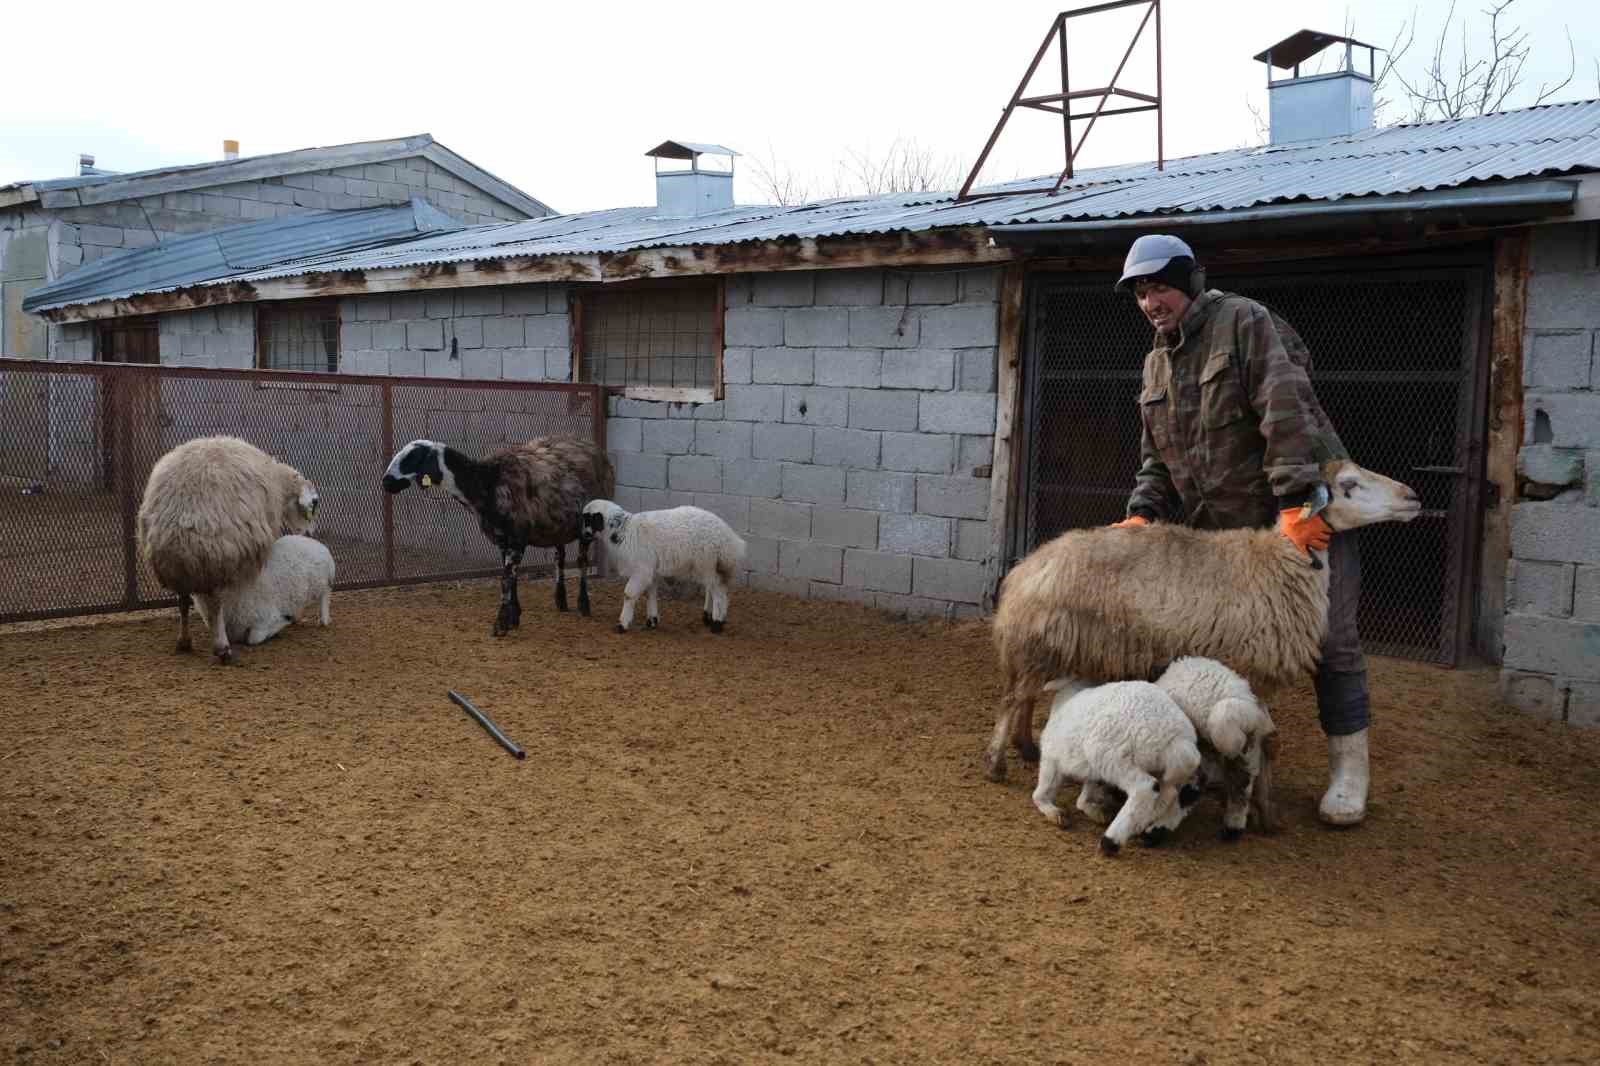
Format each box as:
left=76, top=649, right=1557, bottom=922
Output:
left=1139, top=827, right=1172, bottom=847
left=709, top=619, right=724, bottom=634
left=615, top=624, right=627, bottom=634
left=554, top=585, right=569, bottom=613
left=213, top=647, right=235, bottom=666
left=645, top=616, right=658, bottom=630
left=174, top=636, right=192, bottom=654
left=1220, top=827, right=1244, bottom=843
left=702, top=610, right=712, bottom=626
left=1099, top=836, right=1121, bottom=857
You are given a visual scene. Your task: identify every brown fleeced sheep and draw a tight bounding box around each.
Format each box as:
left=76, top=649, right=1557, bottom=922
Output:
left=137, top=436, right=320, bottom=664
left=985, top=459, right=1422, bottom=783
left=382, top=434, right=615, bottom=636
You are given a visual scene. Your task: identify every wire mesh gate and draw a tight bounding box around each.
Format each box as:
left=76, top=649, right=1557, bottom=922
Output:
left=1014, top=255, right=1488, bottom=665
left=0, top=358, right=605, bottom=625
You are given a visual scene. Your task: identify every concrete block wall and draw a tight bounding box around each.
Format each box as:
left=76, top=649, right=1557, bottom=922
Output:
left=2, top=207, right=52, bottom=358
left=607, top=267, right=1001, bottom=620
left=1501, top=223, right=1600, bottom=726
left=337, top=287, right=570, bottom=382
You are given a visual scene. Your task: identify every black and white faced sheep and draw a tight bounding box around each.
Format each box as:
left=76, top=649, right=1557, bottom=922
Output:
left=578, top=500, right=747, bottom=634
left=985, top=459, right=1421, bottom=783
left=382, top=435, right=615, bottom=636
left=137, top=435, right=320, bottom=664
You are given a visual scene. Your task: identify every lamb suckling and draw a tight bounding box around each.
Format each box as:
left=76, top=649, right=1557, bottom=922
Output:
left=986, top=459, right=1421, bottom=782
left=1080, top=657, right=1281, bottom=841
left=382, top=435, right=614, bottom=636
left=579, top=501, right=746, bottom=633
left=1031, top=679, right=1203, bottom=856
left=193, top=534, right=335, bottom=647
left=1156, top=656, right=1279, bottom=838
left=137, top=435, right=320, bottom=664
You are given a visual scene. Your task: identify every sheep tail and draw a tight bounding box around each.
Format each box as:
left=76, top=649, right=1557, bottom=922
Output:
left=716, top=534, right=747, bottom=586
left=1206, top=697, right=1265, bottom=759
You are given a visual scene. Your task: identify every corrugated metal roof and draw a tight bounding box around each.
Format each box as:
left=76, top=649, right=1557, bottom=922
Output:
left=23, top=200, right=461, bottom=313
left=29, top=98, right=1600, bottom=313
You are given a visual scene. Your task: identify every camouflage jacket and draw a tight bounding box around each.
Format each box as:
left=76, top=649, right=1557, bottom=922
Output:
left=1125, top=289, right=1348, bottom=531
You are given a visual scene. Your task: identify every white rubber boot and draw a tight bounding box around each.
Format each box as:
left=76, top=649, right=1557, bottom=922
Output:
left=1319, top=728, right=1369, bottom=826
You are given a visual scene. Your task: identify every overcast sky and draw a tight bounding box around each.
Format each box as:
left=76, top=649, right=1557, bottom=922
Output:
left=2, top=0, right=1594, bottom=214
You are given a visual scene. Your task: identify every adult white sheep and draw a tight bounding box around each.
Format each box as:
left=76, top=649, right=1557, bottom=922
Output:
left=382, top=435, right=614, bottom=636
left=137, top=436, right=320, bottom=664
left=1031, top=679, right=1203, bottom=856
left=192, top=534, right=335, bottom=647
left=986, top=459, right=1420, bottom=783
left=578, top=501, right=746, bottom=634
left=1083, top=656, right=1279, bottom=840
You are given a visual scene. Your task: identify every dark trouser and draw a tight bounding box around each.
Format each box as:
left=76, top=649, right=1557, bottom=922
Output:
left=1314, top=531, right=1370, bottom=736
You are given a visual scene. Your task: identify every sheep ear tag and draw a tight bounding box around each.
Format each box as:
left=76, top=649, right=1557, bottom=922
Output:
left=1301, top=483, right=1331, bottom=521
left=421, top=474, right=433, bottom=487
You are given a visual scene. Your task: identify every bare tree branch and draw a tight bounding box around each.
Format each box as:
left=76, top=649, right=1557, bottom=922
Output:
left=745, top=142, right=813, bottom=207
left=1382, top=0, right=1583, bottom=124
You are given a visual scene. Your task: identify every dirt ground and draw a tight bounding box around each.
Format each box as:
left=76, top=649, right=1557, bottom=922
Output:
left=2, top=579, right=1598, bottom=1065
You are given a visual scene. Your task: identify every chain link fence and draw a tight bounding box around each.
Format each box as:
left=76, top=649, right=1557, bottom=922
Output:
left=1016, top=258, right=1487, bottom=665
left=0, top=358, right=605, bottom=624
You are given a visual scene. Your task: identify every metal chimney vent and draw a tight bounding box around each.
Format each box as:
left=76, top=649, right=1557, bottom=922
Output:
left=1254, top=30, right=1379, bottom=144
left=646, top=141, right=738, bottom=217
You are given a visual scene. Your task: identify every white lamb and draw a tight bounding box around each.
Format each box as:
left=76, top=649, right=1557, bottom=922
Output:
left=578, top=501, right=747, bottom=634
left=1158, top=657, right=1278, bottom=838
left=1081, top=657, right=1280, bottom=841
left=194, top=535, right=335, bottom=646
left=1032, top=679, right=1203, bottom=856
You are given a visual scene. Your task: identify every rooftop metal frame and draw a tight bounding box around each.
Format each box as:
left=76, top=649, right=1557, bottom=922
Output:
left=958, top=0, right=1165, bottom=201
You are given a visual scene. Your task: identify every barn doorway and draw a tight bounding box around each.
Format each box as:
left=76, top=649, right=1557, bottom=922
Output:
left=1013, top=251, right=1489, bottom=665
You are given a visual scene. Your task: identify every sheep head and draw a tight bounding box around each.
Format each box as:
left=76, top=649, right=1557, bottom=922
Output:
left=1307, top=460, right=1421, bottom=531
left=579, top=499, right=627, bottom=547
left=383, top=440, right=456, bottom=499
left=273, top=464, right=320, bottom=536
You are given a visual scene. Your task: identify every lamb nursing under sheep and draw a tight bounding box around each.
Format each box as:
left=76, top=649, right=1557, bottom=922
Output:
left=382, top=435, right=615, bottom=636
left=987, top=459, right=1421, bottom=782
left=193, top=534, right=335, bottom=647
left=137, top=435, right=320, bottom=664
left=579, top=501, right=746, bottom=633
left=1080, top=657, right=1279, bottom=840
left=1031, top=679, right=1202, bottom=856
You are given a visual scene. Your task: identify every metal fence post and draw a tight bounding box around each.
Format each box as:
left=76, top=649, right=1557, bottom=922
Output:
left=382, top=378, right=394, bottom=583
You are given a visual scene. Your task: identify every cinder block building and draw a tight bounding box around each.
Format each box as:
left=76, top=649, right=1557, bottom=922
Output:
left=1, top=133, right=553, bottom=361
left=12, top=49, right=1600, bottom=724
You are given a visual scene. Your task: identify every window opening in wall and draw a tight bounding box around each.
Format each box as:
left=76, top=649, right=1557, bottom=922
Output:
left=257, top=299, right=339, bottom=373
left=95, top=317, right=160, bottom=364
left=576, top=281, right=723, bottom=401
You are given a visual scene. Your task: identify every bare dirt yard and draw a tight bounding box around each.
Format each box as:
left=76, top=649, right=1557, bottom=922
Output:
left=2, top=579, right=1598, bottom=1065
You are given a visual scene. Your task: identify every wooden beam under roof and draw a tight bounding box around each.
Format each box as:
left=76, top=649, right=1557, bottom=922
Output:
left=37, top=226, right=1018, bottom=322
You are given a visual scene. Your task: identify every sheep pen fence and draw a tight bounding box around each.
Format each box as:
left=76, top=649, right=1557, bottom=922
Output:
left=0, top=358, right=606, bottom=624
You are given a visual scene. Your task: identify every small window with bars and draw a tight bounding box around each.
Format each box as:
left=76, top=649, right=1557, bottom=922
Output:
left=576, top=282, right=723, bottom=401
left=257, top=299, right=339, bottom=373
left=96, top=317, right=160, bottom=364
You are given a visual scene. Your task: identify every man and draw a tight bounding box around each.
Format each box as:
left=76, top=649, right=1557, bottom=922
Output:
left=1110, top=233, right=1370, bottom=826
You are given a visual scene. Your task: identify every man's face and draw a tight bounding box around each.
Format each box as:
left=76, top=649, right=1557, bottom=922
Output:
left=1133, top=279, right=1192, bottom=333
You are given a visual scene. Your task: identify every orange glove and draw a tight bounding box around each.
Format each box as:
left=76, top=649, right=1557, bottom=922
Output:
left=1277, top=507, right=1332, bottom=556
left=1109, top=515, right=1150, bottom=529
